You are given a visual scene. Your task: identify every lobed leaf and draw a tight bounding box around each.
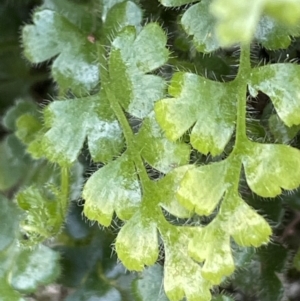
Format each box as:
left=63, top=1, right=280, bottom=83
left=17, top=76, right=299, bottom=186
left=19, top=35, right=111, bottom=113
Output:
left=104, top=1, right=143, bottom=38
left=243, top=142, right=300, bottom=198
left=136, top=111, right=191, bottom=173
left=115, top=210, right=159, bottom=271
left=225, top=193, right=272, bottom=247
left=83, top=154, right=141, bottom=227
left=155, top=72, right=236, bottom=156
left=255, top=15, right=300, bottom=49
left=22, top=10, right=99, bottom=94
left=38, top=94, right=124, bottom=166
left=249, top=64, right=300, bottom=127
left=160, top=226, right=212, bottom=301
left=181, top=0, right=220, bottom=53
left=109, top=23, right=169, bottom=118
left=176, top=161, right=229, bottom=215
left=188, top=226, right=234, bottom=284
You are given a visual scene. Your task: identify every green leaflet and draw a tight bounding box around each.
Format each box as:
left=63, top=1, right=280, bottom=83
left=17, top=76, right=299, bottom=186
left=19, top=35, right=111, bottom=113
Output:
left=30, top=94, right=123, bottom=166
left=109, top=23, right=169, bottom=118
left=155, top=72, right=236, bottom=156
left=115, top=210, right=159, bottom=271
left=104, top=1, right=143, bottom=38
left=83, top=154, right=141, bottom=227
left=136, top=111, right=191, bottom=173
left=249, top=64, right=300, bottom=127
left=22, top=9, right=99, bottom=95
left=41, top=0, right=99, bottom=32
left=189, top=226, right=234, bottom=284
left=177, top=161, right=228, bottom=215
left=160, top=226, right=211, bottom=301
left=254, top=15, right=300, bottom=49
left=242, top=142, right=300, bottom=198
left=10, top=245, right=60, bottom=293
left=181, top=0, right=219, bottom=53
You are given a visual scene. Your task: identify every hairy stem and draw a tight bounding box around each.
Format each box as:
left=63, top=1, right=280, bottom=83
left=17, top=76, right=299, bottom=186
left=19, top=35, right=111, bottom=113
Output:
left=97, top=43, right=150, bottom=189
left=235, top=43, right=251, bottom=147
left=60, top=167, right=70, bottom=219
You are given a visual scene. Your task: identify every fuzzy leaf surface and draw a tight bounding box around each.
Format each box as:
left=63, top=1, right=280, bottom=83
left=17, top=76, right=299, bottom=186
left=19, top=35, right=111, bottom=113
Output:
left=160, top=226, right=211, bottom=301
left=39, top=94, right=123, bottom=165
left=115, top=209, right=159, bottom=271
left=249, top=64, right=300, bottom=126
left=254, top=15, right=300, bottom=49
left=225, top=193, right=272, bottom=247
left=176, top=161, right=229, bottom=215
left=22, top=10, right=98, bottom=94
left=188, top=226, right=234, bottom=284
left=83, top=154, right=141, bottom=227
left=181, top=0, right=220, bottom=53
left=243, top=142, right=300, bottom=197
left=136, top=112, right=190, bottom=173
left=104, top=1, right=142, bottom=38
left=109, top=24, right=169, bottom=118
left=155, top=72, right=236, bottom=156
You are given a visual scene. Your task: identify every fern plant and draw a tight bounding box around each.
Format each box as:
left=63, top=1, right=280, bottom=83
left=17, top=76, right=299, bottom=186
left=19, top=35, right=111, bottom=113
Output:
left=2, top=0, right=300, bottom=300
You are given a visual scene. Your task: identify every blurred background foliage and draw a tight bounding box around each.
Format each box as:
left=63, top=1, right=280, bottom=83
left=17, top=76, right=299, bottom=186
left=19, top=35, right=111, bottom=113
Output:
left=2, top=0, right=300, bottom=301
